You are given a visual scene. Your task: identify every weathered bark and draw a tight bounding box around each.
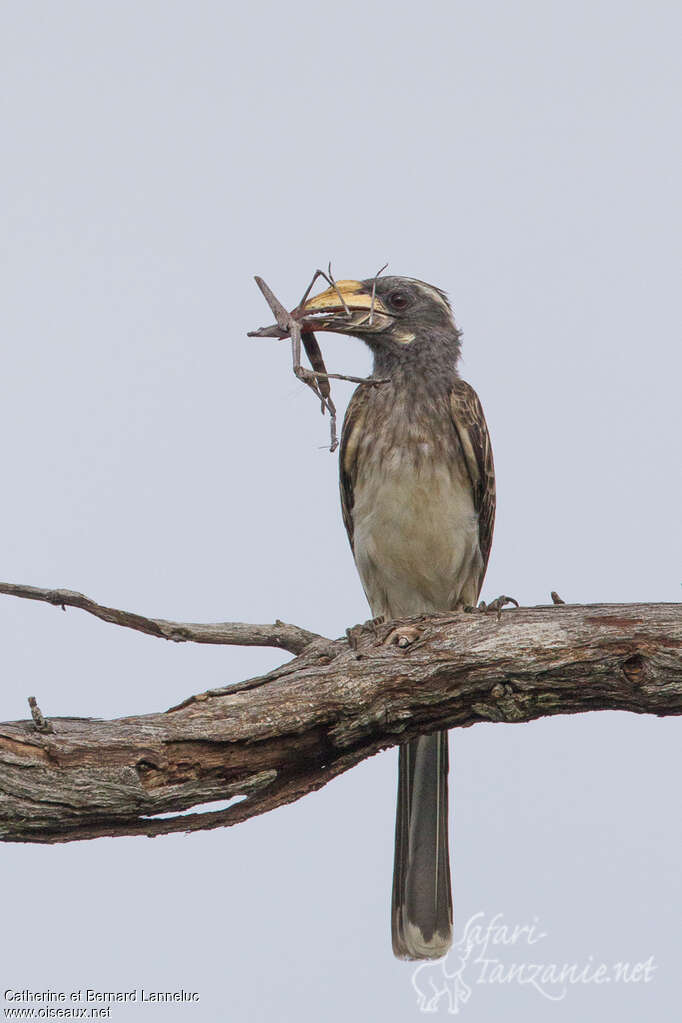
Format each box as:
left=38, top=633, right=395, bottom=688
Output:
left=0, top=602, right=680, bottom=845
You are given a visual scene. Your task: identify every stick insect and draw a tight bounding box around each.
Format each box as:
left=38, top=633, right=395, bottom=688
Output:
left=247, top=265, right=388, bottom=452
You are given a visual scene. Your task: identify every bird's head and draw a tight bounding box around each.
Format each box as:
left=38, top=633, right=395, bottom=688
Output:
left=294, top=275, right=461, bottom=371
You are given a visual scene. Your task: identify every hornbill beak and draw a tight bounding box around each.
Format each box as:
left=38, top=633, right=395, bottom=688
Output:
left=294, top=280, right=393, bottom=335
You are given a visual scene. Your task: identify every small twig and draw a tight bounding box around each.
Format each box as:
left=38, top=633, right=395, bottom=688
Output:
left=291, top=322, right=339, bottom=450
left=295, top=266, right=352, bottom=319
left=290, top=320, right=303, bottom=380
left=326, top=262, right=352, bottom=318
left=253, top=276, right=291, bottom=333
left=297, top=269, right=327, bottom=310
left=0, top=582, right=325, bottom=655
left=301, top=328, right=331, bottom=402
left=301, top=370, right=388, bottom=387
left=28, top=696, right=54, bottom=734
left=369, top=262, right=389, bottom=325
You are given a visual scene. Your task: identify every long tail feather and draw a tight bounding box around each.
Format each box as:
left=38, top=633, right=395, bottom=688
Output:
left=391, top=731, right=453, bottom=959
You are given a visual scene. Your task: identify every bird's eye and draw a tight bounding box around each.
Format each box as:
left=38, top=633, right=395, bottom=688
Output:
left=388, top=290, right=410, bottom=311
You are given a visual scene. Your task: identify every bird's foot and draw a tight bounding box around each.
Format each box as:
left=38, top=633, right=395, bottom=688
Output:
left=346, top=616, right=385, bottom=650
left=465, top=595, right=520, bottom=621
left=345, top=624, right=363, bottom=650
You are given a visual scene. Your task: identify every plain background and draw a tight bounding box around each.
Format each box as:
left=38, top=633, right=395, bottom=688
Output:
left=1, top=2, right=679, bottom=1020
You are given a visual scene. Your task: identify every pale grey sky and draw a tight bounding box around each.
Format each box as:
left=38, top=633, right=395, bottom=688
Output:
left=1, top=2, right=680, bottom=1020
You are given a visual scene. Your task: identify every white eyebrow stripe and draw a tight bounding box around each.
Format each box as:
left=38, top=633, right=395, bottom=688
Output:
left=405, top=279, right=452, bottom=314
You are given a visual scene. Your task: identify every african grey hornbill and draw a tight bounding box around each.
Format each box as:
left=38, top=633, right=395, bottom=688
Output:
left=297, top=275, right=496, bottom=960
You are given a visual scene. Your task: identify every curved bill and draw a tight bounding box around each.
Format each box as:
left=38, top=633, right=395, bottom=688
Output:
left=294, top=280, right=393, bottom=335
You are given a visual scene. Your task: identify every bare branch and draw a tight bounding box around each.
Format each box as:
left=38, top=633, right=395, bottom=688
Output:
left=0, top=602, right=680, bottom=845
left=0, top=582, right=324, bottom=655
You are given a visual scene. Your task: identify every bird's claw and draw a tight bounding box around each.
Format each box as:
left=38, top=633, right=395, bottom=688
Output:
left=473, top=595, right=520, bottom=621
left=346, top=616, right=386, bottom=650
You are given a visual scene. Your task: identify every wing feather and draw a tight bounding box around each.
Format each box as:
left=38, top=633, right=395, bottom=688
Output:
left=449, top=380, right=496, bottom=575
left=338, top=386, right=370, bottom=552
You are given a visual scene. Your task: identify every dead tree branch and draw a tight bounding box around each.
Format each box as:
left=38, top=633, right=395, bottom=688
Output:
left=0, top=581, right=322, bottom=655
left=0, top=598, right=679, bottom=845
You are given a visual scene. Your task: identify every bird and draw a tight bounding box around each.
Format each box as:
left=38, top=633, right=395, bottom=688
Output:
left=296, top=274, right=496, bottom=960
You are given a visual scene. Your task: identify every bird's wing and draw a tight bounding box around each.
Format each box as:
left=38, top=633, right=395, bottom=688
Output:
left=449, top=379, right=496, bottom=574
left=338, top=385, right=371, bottom=553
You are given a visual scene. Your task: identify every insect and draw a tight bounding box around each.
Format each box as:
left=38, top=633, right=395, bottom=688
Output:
left=247, top=265, right=388, bottom=451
